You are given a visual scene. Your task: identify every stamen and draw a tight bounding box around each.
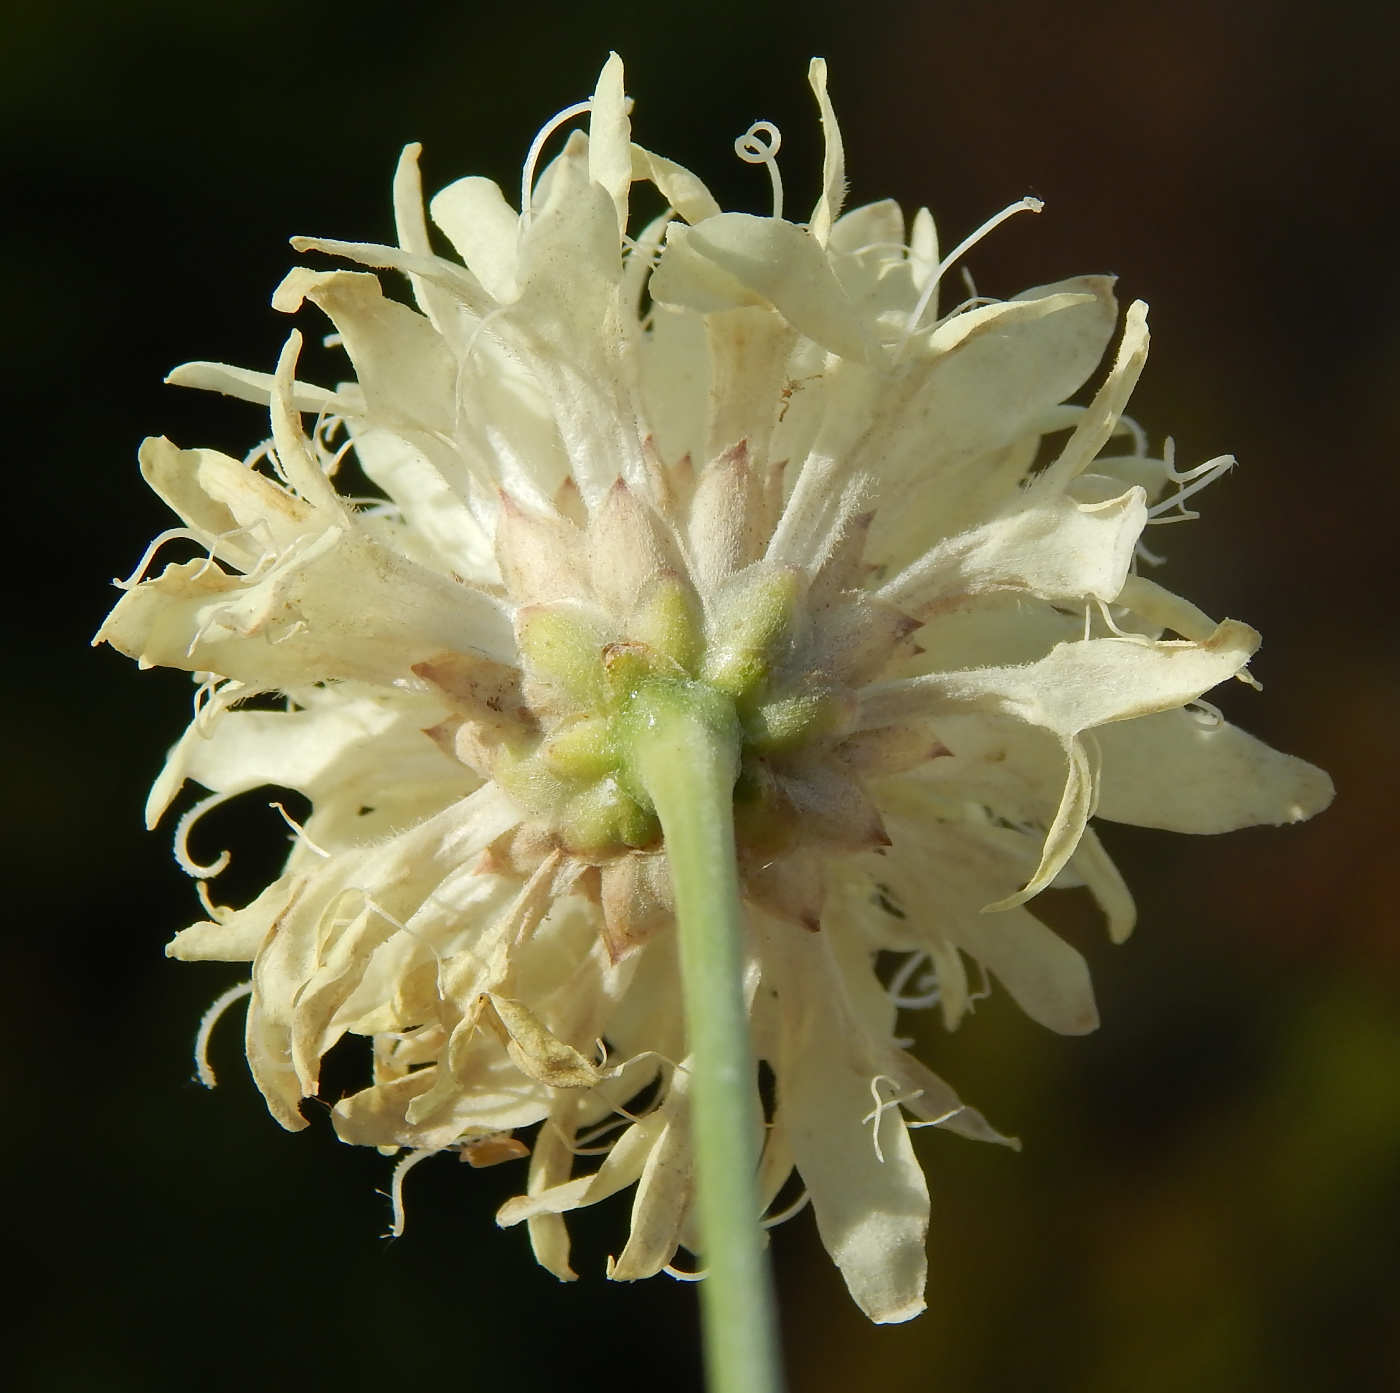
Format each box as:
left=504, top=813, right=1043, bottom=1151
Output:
left=362, top=896, right=445, bottom=963
left=269, top=800, right=331, bottom=859
left=112, top=528, right=209, bottom=590
left=520, top=99, right=593, bottom=220
left=907, top=1105, right=967, bottom=1133
left=1094, top=597, right=1154, bottom=646
left=761, top=1188, right=811, bottom=1229
left=894, top=196, right=1044, bottom=363
left=1118, top=413, right=1148, bottom=455
left=862, top=1075, right=924, bottom=1162
left=384, top=1148, right=439, bottom=1238
left=195, top=878, right=225, bottom=922
left=1186, top=699, right=1224, bottom=729
left=663, top=1258, right=709, bottom=1282
left=174, top=791, right=234, bottom=879
left=734, top=121, right=785, bottom=221
left=1147, top=452, right=1235, bottom=521
left=888, top=950, right=941, bottom=1010
left=967, top=960, right=993, bottom=1009
left=193, top=980, right=253, bottom=1088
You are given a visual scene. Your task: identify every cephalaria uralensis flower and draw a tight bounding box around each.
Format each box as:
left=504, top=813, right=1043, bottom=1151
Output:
left=97, top=55, right=1332, bottom=1323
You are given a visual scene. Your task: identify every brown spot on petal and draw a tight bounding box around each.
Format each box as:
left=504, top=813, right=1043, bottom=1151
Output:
left=777, top=761, right=891, bottom=852
left=413, top=652, right=533, bottom=732
left=599, top=853, right=675, bottom=961
left=476, top=822, right=560, bottom=880
left=460, top=1133, right=531, bottom=1168
left=742, top=849, right=827, bottom=930
left=552, top=475, right=587, bottom=528
left=836, top=721, right=950, bottom=778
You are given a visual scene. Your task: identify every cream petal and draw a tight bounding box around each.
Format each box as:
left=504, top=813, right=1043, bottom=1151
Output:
left=880, top=486, right=1147, bottom=613
left=166, top=874, right=294, bottom=963
left=525, top=1101, right=583, bottom=1280
left=765, top=920, right=930, bottom=1324
left=855, top=280, right=1119, bottom=518
left=629, top=145, right=721, bottom=225
left=430, top=175, right=521, bottom=303
left=151, top=691, right=441, bottom=828
left=686, top=213, right=871, bottom=363
left=271, top=268, right=458, bottom=436
left=333, top=1044, right=550, bottom=1152
left=349, top=428, right=496, bottom=580
left=496, top=1107, right=665, bottom=1226
left=807, top=58, right=847, bottom=247
left=588, top=53, right=632, bottom=235
left=392, top=142, right=459, bottom=336
left=702, top=306, right=796, bottom=471
left=287, top=234, right=494, bottom=317
left=1095, top=708, right=1335, bottom=833
left=1030, top=299, right=1149, bottom=497
left=98, top=526, right=515, bottom=689
left=946, top=905, right=1097, bottom=1034
left=165, top=360, right=354, bottom=418
left=506, top=130, right=644, bottom=506
left=610, top=1065, right=694, bottom=1281
left=648, top=222, right=766, bottom=315
left=859, top=622, right=1260, bottom=738
left=1070, top=825, right=1138, bottom=944
left=135, top=434, right=316, bottom=562
left=873, top=819, right=1097, bottom=1033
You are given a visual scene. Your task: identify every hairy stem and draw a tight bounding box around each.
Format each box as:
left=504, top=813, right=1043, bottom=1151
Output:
left=627, top=682, right=785, bottom=1393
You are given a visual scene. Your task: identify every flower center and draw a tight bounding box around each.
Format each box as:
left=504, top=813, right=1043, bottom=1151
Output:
left=494, top=565, right=855, bottom=862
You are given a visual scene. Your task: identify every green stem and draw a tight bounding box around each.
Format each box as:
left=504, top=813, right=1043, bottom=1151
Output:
left=627, top=682, right=785, bottom=1393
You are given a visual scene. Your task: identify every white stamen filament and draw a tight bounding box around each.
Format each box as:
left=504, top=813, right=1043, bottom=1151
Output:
left=761, top=1189, right=811, bottom=1229
left=894, top=195, right=1045, bottom=363
left=888, top=950, right=942, bottom=1009
left=1186, top=699, right=1225, bottom=728
left=1147, top=452, right=1235, bottom=520
left=112, top=528, right=210, bottom=590
left=664, top=1259, right=710, bottom=1282
left=863, top=1076, right=924, bottom=1163
left=734, top=121, right=785, bottom=221
left=520, top=99, right=592, bottom=220
left=174, top=791, right=234, bottom=878
left=269, top=800, right=331, bottom=858
left=193, top=981, right=254, bottom=1088
left=385, top=1148, right=439, bottom=1238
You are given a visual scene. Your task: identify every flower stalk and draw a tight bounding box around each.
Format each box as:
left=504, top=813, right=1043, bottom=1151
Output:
left=626, top=682, right=785, bottom=1393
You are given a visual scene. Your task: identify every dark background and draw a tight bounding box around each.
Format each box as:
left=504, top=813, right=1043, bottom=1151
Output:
left=6, top=2, right=1398, bottom=1389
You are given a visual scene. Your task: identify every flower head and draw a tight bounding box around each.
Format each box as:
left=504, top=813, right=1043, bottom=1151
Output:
left=98, top=55, right=1332, bottom=1322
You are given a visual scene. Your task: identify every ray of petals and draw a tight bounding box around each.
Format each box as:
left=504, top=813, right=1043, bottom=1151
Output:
left=859, top=625, right=1259, bottom=906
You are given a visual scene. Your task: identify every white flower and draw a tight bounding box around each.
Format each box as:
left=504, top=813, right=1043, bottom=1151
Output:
left=97, top=55, right=1332, bottom=1323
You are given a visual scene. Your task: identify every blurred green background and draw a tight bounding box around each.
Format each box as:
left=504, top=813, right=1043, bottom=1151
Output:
left=5, top=1, right=1397, bottom=1389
